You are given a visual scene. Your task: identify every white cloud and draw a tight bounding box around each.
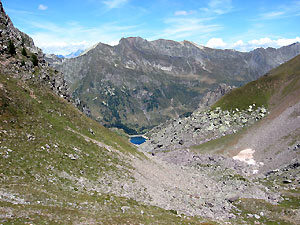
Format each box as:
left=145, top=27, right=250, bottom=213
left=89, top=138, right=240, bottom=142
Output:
left=32, top=33, right=91, bottom=55
left=102, top=0, right=128, bottom=9
left=154, top=17, right=221, bottom=40
left=258, top=1, right=300, bottom=20
left=205, top=37, right=300, bottom=51
left=202, top=0, right=233, bottom=15
left=246, top=37, right=300, bottom=49
left=174, top=10, right=195, bottom=16
left=152, top=0, right=230, bottom=42
left=260, top=11, right=285, bottom=19
left=206, top=38, right=227, bottom=48
left=248, top=37, right=273, bottom=46
left=7, top=8, right=35, bottom=15
left=38, top=4, right=48, bottom=11
left=29, top=21, right=138, bottom=55
left=233, top=40, right=244, bottom=47
left=276, top=37, right=300, bottom=46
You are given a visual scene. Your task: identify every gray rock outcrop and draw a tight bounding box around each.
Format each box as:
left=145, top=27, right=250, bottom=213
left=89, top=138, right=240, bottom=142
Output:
left=140, top=105, right=268, bottom=152
left=198, top=83, right=235, bottom=110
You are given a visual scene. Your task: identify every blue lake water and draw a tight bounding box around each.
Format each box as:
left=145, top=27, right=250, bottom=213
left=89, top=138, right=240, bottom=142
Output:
left=130, top=136, right=146, bottom=145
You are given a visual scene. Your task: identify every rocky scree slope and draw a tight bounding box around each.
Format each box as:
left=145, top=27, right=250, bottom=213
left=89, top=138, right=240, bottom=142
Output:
left=51, top=37, right=300, bottom=133
left=140, top=104, right=268, bottom=153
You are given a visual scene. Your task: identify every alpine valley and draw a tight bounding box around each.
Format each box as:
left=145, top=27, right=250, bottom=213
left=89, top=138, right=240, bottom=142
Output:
left=48, top=37, right=300, bottom=133
left=0, top=0, right=300, bottom=224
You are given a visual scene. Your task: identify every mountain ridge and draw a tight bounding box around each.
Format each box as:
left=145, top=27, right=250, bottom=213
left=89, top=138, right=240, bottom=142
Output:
left=81, top=36, right=300, bottom=61
left=51, top=36, right=300, bottom=133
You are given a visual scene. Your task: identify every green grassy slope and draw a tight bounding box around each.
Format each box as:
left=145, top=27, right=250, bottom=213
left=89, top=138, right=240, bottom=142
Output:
left=213, top=54, right=300, bottom=111
left=0, top=73, right=210, bottom=224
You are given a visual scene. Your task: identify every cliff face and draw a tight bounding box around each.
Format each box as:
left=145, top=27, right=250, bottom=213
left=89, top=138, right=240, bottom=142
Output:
left=197, top=83, right=235, bottom=110
left=0, top=1, right=40, bottom=55
left=52, top=37, right=300, bottom=133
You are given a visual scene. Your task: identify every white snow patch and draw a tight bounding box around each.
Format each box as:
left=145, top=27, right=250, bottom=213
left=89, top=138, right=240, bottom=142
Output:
left=155, top=64, right=172, bottom=71
left=233, top=148, right=256, bottom=165
left=161, top=66, right=172, bottom=71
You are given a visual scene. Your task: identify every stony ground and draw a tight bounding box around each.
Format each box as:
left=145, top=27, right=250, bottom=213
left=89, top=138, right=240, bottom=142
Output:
left=132, top=90, right=300, bottom=224
left=140, top=105, right=268, bottom=153
left=131, top=151, right=280, bottom=221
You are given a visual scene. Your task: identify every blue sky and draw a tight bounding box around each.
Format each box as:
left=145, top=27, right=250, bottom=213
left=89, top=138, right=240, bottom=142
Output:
left=3, top=0, right=300, bottom=55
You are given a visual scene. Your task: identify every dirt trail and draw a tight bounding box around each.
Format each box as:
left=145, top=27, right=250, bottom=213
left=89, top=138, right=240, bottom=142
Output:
left=66, top=127, right=117, bottom=153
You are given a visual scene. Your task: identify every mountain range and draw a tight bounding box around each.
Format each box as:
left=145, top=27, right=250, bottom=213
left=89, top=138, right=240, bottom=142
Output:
left=49, top=37, right=300, bottom=133
left=55, top=49, right=84, bottom=59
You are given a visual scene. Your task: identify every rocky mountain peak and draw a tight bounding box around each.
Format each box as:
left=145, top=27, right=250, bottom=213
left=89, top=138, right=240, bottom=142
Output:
left=119, top=36, right=148, bottom=47
left=0, top=1, right=41, bottom=57
left=181, top=40, right=206, bottom=50
left=0, top=1, right=15, bottom=33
